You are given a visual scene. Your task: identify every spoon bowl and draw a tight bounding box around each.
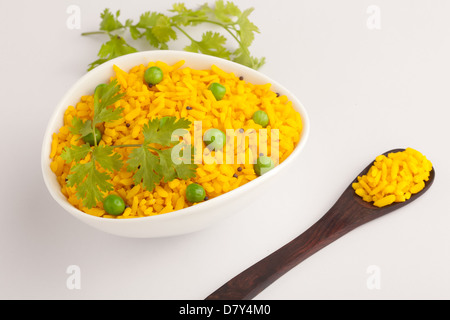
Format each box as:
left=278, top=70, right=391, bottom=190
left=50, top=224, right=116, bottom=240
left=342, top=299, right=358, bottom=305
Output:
left=206, top=148, right=435, bottom=300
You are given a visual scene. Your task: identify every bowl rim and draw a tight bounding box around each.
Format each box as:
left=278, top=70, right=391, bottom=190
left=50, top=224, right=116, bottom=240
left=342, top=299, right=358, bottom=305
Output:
left=41, top=50, right=310, bottom=225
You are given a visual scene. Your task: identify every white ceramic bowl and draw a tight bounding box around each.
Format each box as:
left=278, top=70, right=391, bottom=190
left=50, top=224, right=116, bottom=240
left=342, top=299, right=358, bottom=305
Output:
left=41, top=50, right=310, bottom=238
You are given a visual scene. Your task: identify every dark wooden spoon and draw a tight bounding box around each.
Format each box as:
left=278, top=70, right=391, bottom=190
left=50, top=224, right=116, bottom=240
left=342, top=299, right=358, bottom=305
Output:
left=205, top=148, right=435, bottom=300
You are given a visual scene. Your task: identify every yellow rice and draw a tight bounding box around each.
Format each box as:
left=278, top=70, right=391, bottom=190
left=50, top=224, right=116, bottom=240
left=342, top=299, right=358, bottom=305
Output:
left=49, top=60, right=303, bottom=218
left=352, top=148, right=432, bottom=207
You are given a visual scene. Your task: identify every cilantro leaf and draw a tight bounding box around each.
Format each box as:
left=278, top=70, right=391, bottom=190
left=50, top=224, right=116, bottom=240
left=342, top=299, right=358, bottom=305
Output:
left=213, top=0, right=241, bottom=24
left=127, top=146, right=161, bottom=191
left=93, top=79, right=124, bottom=127
left=64, top=145, right=121, bottom=209
left=236, top=8, right=259, bottom=47
left=61, top=144, right=92, bottom=163
left=88, top=34, right=137, bottom=71
left=129, top=25, right=142, bottom=40
left=184, top=31, right=231, bottom=60
left=100, top=9, right=124, bottom=32
left=77, top=166, right=112, bottom=209
left=69, top=117, right=92, bottom=137
left=157, top=148, right=197, bottom=182
left=65, top=161, right=92, bottom=189
left=125, top=117, right=196, bottom=191
left=92, top=145, right=123, bottom=172
left=144, top=28, right=165, bottom=49
left=143, top=117, right=192, bottom=147
left=169, top=3, right=209, bottom=26
left=134, top=12, right=170, bottom=49
left=232, top=47, right=266, bottom=70
left=152, top=15, right=177, bottom=44
left=98, top=34, right=137, bottom=59
left=68, top=160, right=114, bottom=209
left=174, top=162, right=197, bottom=180
left=95, top=105, right=123, bottom=125
left=87, top=58, right=109, bottom=71
left=68, top=82, right=124, bottom=141
left=136, top=11, right=161, bottom=28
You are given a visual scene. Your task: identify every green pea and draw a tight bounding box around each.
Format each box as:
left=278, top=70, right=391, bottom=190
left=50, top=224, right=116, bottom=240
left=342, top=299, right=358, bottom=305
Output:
left=209, top=82, right=226, bottom=100
left=103, top=194, right=126, bottom=216
left=144, top=66, right=164, bottom=85
left=82, top=128, right=102, bottom=146
left=252, top=110, right=269, bottom=127
left=186, top=183, right=206, bottom=203
left=254, top=156, right=275, bottom=176
left=203, top=128, right=226, bottom=150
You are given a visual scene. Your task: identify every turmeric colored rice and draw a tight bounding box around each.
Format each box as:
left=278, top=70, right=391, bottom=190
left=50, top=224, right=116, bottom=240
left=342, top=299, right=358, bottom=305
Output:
left=352, top=148, right=433, bottom=207
left=49, top=60, right=303, bottom=218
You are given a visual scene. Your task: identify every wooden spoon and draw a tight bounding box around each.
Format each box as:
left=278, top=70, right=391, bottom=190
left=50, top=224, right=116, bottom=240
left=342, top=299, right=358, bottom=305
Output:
left=205, top=148, right=435, bottom=300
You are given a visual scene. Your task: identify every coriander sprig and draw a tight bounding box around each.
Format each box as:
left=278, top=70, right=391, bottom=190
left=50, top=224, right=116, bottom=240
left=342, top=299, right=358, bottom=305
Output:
left=126, top=117, right=197, bottom=191
left=62, top=145, right=123, bottom=209
left=82, top=0, right=265, bottom=71
left=69, top=80, right=124, bottom=147
left=61, top=81, right=197, bottom=209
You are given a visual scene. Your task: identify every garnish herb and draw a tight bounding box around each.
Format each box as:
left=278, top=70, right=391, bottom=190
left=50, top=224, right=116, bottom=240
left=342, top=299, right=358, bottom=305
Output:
left=126, top=117, right=197, bottom=191
left=61, top=81, right=197, bottom=209
left=82, top=1, right=265, bottom=71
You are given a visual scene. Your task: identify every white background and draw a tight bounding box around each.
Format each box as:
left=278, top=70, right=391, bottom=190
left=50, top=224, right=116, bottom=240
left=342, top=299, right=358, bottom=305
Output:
left=1, top=0, right=449, bottom=300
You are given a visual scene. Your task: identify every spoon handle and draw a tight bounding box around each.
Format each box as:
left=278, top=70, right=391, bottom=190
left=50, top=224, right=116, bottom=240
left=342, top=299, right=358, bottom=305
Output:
left=205, top=187, right=379, bottom=300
